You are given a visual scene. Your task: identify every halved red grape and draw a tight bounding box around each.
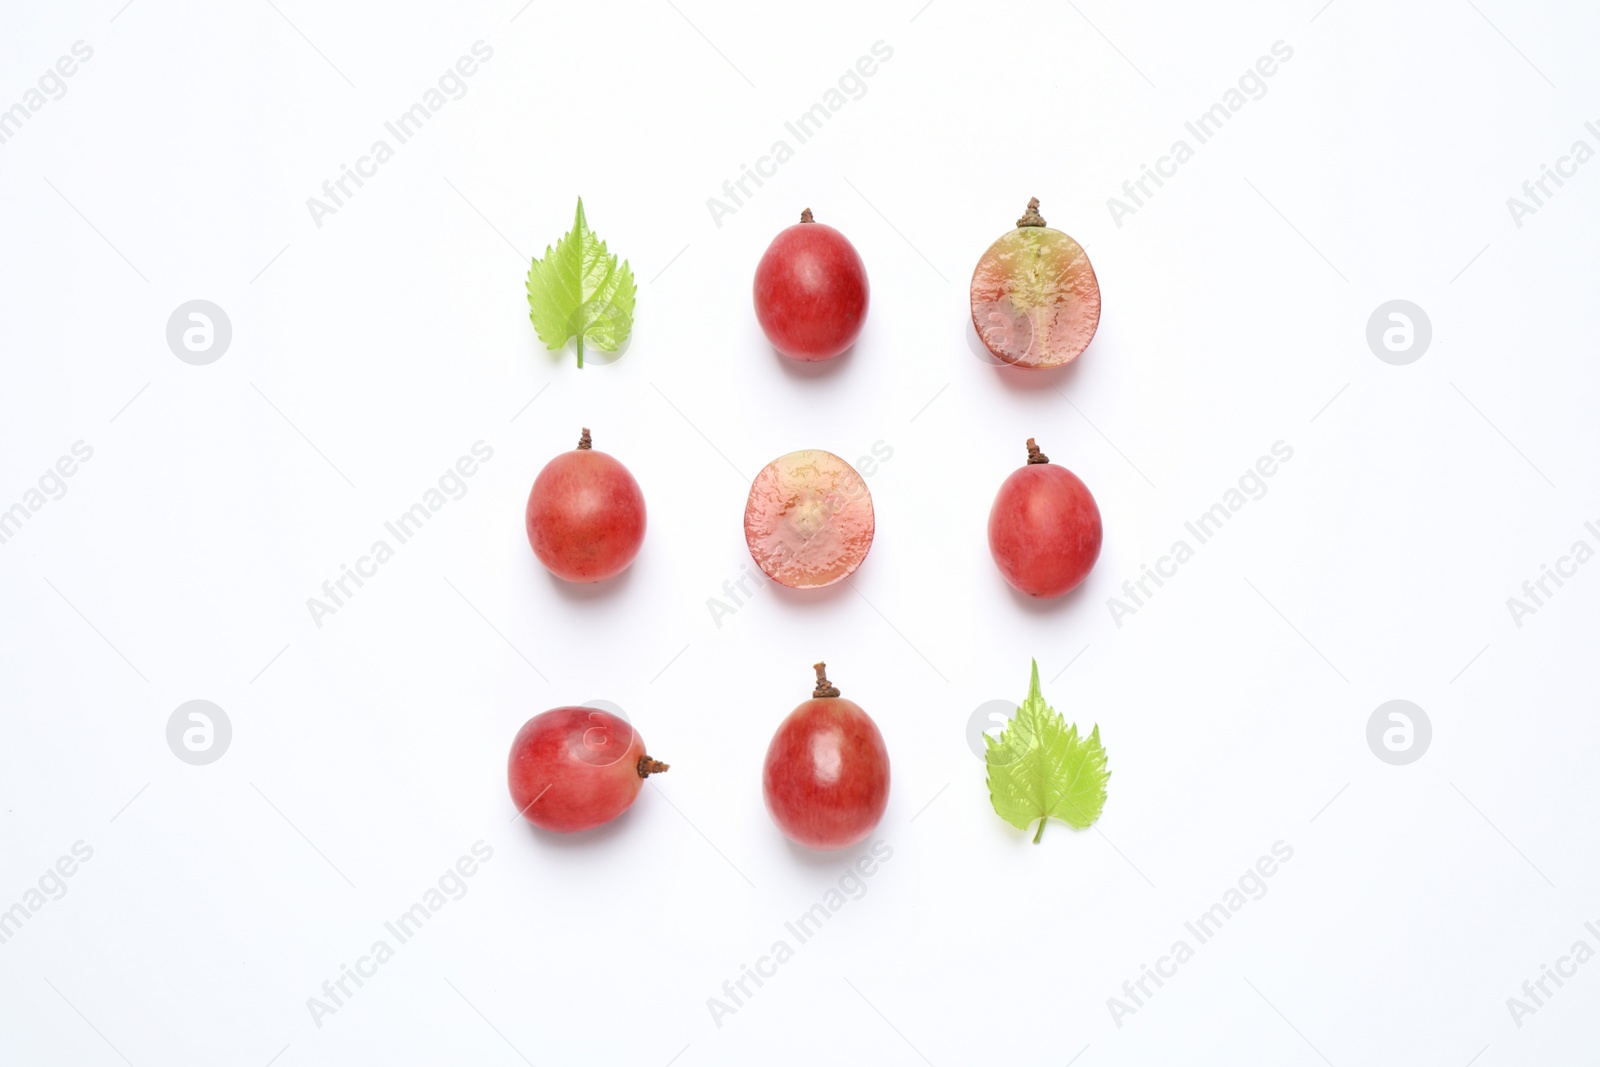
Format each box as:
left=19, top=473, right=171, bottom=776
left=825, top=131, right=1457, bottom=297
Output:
left=971, top=198, right=1101, bottom=368
left=525, top=428, right=646, bottom=582
left=763, top=663, right=889, bottom=850
left=988, top=438, right=1102, bottom=597
left=744, top=449, right=874, bottom=589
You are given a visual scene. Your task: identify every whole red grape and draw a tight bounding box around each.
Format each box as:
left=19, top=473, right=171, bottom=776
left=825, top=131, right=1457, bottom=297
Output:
left=763, top=663, right=889, bottom=850
left=508, top=706, right=668, bottom=833
left=753, top=208, right=869, bottom=361
left=988, top=438, right=1103, bottom=598
left=526, top=428, right=646, bottom=582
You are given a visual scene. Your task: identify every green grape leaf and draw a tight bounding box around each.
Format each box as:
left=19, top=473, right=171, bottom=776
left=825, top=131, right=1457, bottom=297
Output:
left=985, top=659, right=1110, bottom=842
left=525, top=198, right=636, bottom=368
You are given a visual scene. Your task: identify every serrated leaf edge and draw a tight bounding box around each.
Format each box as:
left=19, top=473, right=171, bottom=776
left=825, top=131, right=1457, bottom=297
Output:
left=984, top=658, right=1110, bottom=838
left=524, top=197, right=636, bottom=365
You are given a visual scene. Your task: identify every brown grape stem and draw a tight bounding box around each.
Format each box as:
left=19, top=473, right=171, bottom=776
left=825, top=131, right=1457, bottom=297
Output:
left=1017, top=197, right=1046, bottom=228
left=812, top=662, right=840, bottom=698
left=577, top=428, right=592, bottom=450
left=800, top=207, right=815, bottom=223
left=1026, top=438, right=1050, bottom=465
left=637, top=756, right=669, bottom=778
left=1033, top=818, right=1046, bottom=843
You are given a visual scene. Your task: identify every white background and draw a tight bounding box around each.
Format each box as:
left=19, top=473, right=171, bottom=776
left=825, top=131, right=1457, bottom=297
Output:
left=3, top=0, right=1599, bottom=1063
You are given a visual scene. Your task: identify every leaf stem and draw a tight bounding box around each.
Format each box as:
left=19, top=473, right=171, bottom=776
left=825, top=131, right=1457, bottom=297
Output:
left=1033, top=818, right=1046, bottom=844
left=576, top=334, right=584, bottom=369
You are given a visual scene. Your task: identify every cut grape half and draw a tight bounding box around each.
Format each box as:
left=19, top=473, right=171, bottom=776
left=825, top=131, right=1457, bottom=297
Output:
left=970, top=197, right=1101, bottom=368
left=744, top=449, right=874, bottom=589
